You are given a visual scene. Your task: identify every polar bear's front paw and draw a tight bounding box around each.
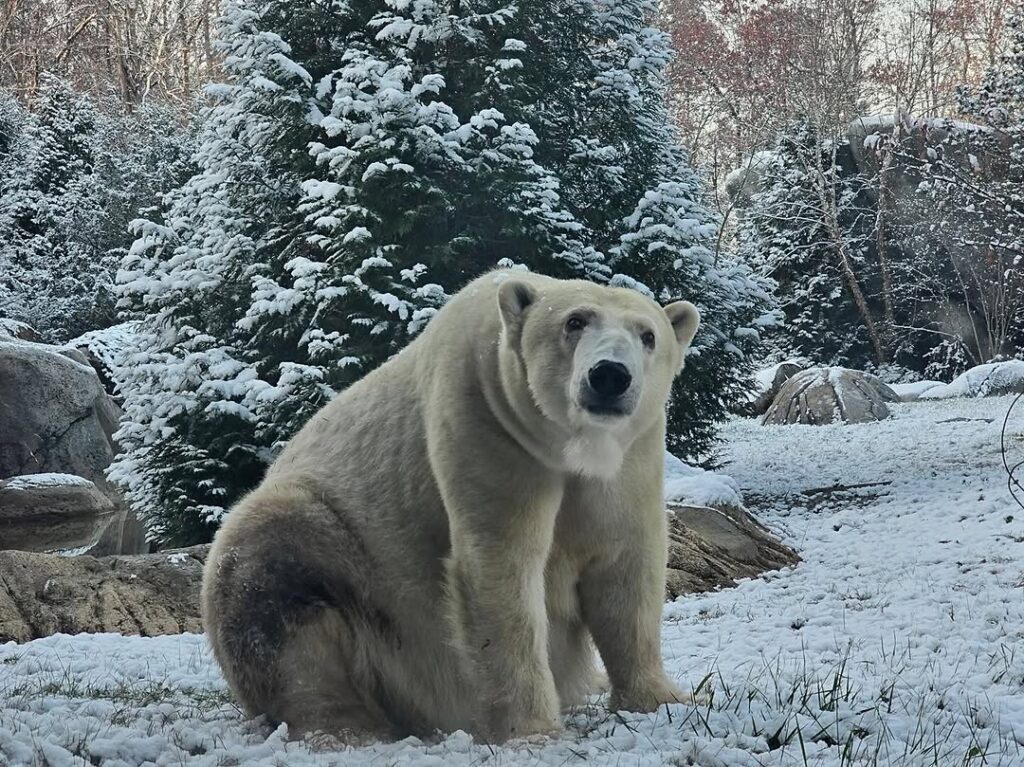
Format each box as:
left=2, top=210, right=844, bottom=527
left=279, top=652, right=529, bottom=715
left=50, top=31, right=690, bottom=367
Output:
left=610, top=679, right=690, bottom=713
left=507, top=724, right=561, bottom=747
left=494, top=714, right=561, bottom=743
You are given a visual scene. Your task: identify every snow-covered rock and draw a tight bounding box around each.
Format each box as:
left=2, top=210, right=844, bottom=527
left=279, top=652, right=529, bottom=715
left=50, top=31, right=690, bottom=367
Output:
left=762, top=367, right=899, bottom=425
left=0, top=336, right=121, bottom=493
left=0, top=334, right=146, bottom=555
left=0, top=318, right=41, bottom=342
left=919, top=360, right=1024, bottom=400
left=662, top=455, right=798, bottom=598
left=665, top=502, right=799, bottom=600
left=749, top=359, right=807, bottom=414
left=0, top=474, right=135, bottom=555
left=0, top=473, right=94, bottom=491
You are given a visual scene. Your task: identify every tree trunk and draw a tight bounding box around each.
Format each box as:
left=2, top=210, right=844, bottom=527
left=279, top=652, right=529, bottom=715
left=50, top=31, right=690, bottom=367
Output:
left=874, top=140, right=897, bottom=350
left=814, top=144, right=888, bottom=365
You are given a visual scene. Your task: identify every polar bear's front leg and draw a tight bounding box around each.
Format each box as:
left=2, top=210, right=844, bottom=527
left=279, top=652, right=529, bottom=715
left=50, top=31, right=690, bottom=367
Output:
left=577, top=490, right=684, bottom=714
left=443, top=477, right=563, bottom=742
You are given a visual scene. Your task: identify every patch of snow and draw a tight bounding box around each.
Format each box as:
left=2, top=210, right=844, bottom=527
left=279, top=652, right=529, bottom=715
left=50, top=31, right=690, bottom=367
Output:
left=722, top=150, right=776, bottom=193
left=1, top=473, right=94, bottom=491
left=664, top=452, right=744, bottom=509
left=889, top=380, right=945, bottom=399
left=53, top=544, right=98, bottom=557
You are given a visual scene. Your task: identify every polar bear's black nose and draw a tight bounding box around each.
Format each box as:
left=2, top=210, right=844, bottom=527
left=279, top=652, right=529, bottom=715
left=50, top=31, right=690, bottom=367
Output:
left=588, top=361, right=632, bottom=399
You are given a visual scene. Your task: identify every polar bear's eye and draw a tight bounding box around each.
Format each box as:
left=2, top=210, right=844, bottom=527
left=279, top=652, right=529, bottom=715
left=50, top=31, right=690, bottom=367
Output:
left=641, top=330, right=656, bottom=349
left=565, top=316, right=587, bottom=333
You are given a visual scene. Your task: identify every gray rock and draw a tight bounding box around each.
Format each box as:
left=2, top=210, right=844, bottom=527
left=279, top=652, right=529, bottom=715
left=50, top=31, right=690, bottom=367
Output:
left=762, top=367, right=899, bottom=425
left=0, top=339, right=120, bottom=495
left=751, top=361, right=806, bottom=416
left=0, top=545, right=207, bottom=642
left=0, top=336, right=146, bottom=555
left=0, top=475, right=146, bottom=556
left=0, top=319, right=42, bottom=343
left=666, top=502, right=800, bottom=600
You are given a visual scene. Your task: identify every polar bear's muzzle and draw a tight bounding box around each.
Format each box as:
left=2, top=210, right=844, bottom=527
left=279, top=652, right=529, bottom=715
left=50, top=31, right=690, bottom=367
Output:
left=581, top=359, right=636, bottom=417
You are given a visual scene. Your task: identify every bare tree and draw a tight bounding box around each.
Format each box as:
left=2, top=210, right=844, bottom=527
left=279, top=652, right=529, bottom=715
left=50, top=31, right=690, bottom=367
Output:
left=0, top=0, right=217, bottom=107
left=870, top=0, right=1009, bottom=116
left=662, top=0, right=1008, bottom=171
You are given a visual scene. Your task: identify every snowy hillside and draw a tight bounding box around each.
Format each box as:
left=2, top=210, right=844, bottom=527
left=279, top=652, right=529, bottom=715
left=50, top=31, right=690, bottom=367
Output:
left=1, top=396, right=1022, bottom=766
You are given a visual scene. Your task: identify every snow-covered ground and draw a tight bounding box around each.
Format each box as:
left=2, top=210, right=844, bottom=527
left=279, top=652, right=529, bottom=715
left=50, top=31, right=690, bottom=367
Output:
left=2, top=396, right=1023, bottom=766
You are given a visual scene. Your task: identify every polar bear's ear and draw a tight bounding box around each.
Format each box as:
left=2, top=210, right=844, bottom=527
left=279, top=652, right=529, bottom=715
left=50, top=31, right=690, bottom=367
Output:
left=663, top=301, right=700, bottom=350
left=497, top=279, right=537, bottom=335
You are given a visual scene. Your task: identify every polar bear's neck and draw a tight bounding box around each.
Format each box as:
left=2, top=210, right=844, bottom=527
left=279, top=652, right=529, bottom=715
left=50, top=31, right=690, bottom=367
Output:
left=563, top=432, right=624, bottom=479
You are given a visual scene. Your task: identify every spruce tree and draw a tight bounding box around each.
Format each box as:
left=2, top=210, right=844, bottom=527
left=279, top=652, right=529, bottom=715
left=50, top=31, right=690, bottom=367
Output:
left=0, top=76, right=101, bottom=340
left=115, top=0, right=770, bottom=545
left=113, top=1, right=332, bottom=545
left=0, top=77, right=192, bottom=341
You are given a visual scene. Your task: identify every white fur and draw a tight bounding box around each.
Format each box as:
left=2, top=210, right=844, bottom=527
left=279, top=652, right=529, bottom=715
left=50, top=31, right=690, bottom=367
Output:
left=564, top=431, right=625, bottom=478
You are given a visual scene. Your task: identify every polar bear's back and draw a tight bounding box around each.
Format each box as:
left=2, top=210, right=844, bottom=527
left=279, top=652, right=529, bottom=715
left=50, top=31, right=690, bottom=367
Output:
left=256, top=272, right=514, bottom=610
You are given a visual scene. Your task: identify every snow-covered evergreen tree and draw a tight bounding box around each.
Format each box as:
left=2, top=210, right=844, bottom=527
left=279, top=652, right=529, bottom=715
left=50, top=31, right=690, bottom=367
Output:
left=737, top=122, right=875, bottom=367
left=0, top=77, right=101, bottom=339
left=0, top=77, right=193, bottom=341
left=114, top=0, right=771, bottom=545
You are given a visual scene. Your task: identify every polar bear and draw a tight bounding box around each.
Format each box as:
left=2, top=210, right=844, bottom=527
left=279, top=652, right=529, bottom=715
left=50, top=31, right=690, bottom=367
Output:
left=201, top=269, right=700, bottom=743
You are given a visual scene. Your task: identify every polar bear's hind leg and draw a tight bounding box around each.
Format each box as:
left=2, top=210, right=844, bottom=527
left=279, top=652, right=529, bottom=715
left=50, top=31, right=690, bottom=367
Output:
left=202, top=486, right=403, bottom=741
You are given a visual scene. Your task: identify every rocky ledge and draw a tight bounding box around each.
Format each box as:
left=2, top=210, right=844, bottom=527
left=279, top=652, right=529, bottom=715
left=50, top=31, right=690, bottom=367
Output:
left=0, top=501, right=798, bottom=643
left=0, top=546, right=207, bottom=642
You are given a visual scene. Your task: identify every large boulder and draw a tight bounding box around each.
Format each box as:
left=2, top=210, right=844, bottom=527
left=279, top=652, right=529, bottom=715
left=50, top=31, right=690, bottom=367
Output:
left=0, top=336, right=146, bottom=555
left=762, top=367, right=899, bottom=425
left=0, top=474, right=146, bottom=556
left=0, top=545, right=206, bottom=642
left=663, top=456, right=798, bottom=598
left=665, top=503, right=799, bottom=600
left=750, top=360, right=807, bottom=416
left=920, top=360, right=1024, bottom=400
left=0, top=338, right=121, bottom=493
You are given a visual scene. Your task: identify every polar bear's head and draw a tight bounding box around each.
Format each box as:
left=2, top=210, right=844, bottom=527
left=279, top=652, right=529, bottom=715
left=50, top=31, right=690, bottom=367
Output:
left=497, top=275, right=699, bottom=477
